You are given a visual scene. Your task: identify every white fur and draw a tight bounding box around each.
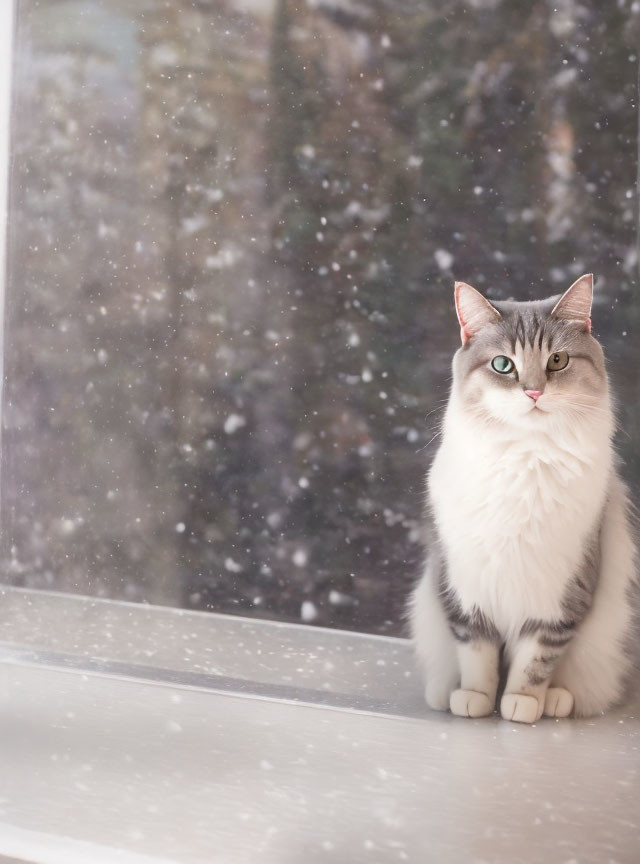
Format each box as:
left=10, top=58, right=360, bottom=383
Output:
left=411, top=552, right=458, bottom=711
left=433, top=389, right=612, bottom=638
left=411, top=382, right=637, bottom=719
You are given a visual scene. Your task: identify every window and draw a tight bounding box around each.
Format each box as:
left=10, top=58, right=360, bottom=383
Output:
left=1, top=6, right=639, bottom=864
left=2, top=0, right=639, bottom=637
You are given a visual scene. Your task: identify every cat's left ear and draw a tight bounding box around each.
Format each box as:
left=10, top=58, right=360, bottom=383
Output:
left=551, top=273, right=593, bottom=333
left=454, top=281, right=501, bottom=346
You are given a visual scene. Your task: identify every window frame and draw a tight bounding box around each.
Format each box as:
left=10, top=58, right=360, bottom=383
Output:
left=0, top=0, right=15, bottom=420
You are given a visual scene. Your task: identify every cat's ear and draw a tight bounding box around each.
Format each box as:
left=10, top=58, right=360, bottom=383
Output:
left=454, top=281, right=501, bottom=346
left=551, top=273, right=593, bottom=333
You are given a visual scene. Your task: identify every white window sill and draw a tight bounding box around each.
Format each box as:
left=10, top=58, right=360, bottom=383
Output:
left=0, top=588, right=638, bottom=863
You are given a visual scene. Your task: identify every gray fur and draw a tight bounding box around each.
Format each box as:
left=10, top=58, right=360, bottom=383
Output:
left=524, top=649, right=564, bottom=687
left=560, top=520, right=602, bottom=625
left=440, top=587, right=500, bottom=645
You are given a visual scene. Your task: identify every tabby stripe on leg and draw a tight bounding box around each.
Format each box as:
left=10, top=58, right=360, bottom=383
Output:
left=438, top=572, right=499, bottom=643
left=524, top=650, right=564, bottom=687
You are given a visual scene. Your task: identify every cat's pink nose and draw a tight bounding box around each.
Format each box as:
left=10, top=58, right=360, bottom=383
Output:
left=524, top=389, right=542, bottom=402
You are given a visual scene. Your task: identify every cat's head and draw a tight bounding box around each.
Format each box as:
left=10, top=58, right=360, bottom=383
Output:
left=452, top=275, right=609, bottom=430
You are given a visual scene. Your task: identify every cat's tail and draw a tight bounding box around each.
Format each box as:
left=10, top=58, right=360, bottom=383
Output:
left=409, top=553, right=460, bottom=711
left=552, top=474, right=639, bottom=717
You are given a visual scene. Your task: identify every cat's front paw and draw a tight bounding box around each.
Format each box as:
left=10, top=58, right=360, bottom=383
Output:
left=450, top=689, right=494, bottom=718
left=500, top=692, right=543, bottom=724
left=543, top=687, right=574, bottom=718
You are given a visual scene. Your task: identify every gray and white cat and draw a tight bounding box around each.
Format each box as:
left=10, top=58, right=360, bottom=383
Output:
left=410, top=274, right=638, bottom=723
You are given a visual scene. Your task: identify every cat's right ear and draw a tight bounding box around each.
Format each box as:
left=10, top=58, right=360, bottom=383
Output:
left=454, top=282, right=501, bottom=346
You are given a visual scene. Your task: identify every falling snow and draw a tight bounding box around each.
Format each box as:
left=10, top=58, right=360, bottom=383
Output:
left=224, top=414, right=246, bottom=435
left=301, top=601, right=318, bottom=623
left=2, top=0, right=637, bottom=638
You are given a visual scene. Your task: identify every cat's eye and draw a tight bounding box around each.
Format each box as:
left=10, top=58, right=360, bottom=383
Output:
left=491, top=355, right=515, bottom=374
left=547, top=351, right=569, bottom=371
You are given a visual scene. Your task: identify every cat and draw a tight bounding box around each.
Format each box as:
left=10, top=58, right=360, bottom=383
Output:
left=410, top=274, right=638, bottom=723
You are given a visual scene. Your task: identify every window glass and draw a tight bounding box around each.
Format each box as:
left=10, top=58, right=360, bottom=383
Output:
left=2, top=0, right=639, bottom=634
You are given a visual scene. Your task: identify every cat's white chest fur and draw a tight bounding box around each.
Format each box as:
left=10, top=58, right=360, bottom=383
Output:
left=429, top=399, right=612, bottom=639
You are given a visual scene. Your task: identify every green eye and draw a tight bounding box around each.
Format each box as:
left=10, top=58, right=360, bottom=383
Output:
left=491, top=355, right=515, bottom=374
left=547, top=351, right=569, bottom=371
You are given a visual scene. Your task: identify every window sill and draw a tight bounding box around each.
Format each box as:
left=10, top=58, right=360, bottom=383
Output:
left=0, top=586, right=420, bottom=716
left=0, top=587, right=638, bottom=864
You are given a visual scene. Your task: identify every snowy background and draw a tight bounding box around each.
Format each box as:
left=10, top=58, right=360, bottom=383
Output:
left=1, top=0, right=639, bottom=634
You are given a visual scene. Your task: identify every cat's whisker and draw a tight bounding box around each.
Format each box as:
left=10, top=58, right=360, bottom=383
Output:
left=423, top=400, right=449, bottom=423
left=550, top=399, right=609, bottom=412
left=559, top=405, right=632, bottom=439
left=541, top=395, right=611, bottom=416
left=416, top=429, right=443, bottom=452
left=542, top=393, right=601, bottom=403
left=560, top=404, right=613, bottom=419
